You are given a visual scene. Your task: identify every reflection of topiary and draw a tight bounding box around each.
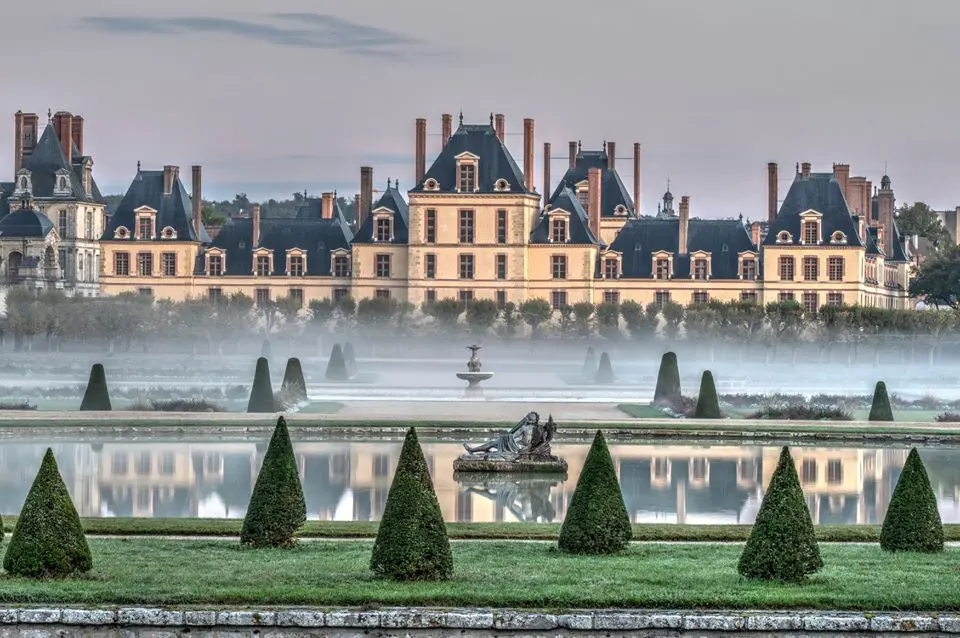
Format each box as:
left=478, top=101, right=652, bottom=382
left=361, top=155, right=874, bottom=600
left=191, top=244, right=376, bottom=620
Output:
left=3, top=448, right=92, bottom=577
left=595, top=352, right=615, bottom=384
left=80, top=363, right=112, bottom=411
left=371, top=427, right=452, bottom=580
left=880, top=448, right=943, bottom=553
left=325, top=344, right=350, bottom=381
left=869, top=381, right=894, bottom=422
left=558, top=430, right=631, bottom=554
left=582, top=346, right=597, bottom=379
left=653, top=352, right=681, bottom=407
left=693, top=370, right=721, bottom=418
left=246, top=357, right=276, bottom=413
left=738, top=446, right=822, bottom=582
left=280, top=357, right=307, bottom=403
left=240, top=417, right=306, bottom=548
left=343, top=342, right=357, bottom=375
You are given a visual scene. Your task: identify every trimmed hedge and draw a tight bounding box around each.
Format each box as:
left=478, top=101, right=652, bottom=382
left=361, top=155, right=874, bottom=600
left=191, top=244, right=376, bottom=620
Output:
left=240, top=417, right=306, bottom=548
left=80, top=363, right=111, bottom=411
left=370, top=427, right=452, bottom=580
left=3, top=448, right=92, bottom=577
left=869, top=381, right=894, bottom=422
left=595, top=352, right=615, bottom=385
left=558, top=430, right=632, bottom=554
left=738, top=446, right=822, bottom=582
left=281, top=357, right=307, bottom=403
left=880, top=448, right=943, bottom=553
left=653, top=352, right=682, bottom=407
left=582, top=347, right=597, bottom=379
left=326, top=344, right=350, bottom=381
left=246, top=357, right=276, bottom=413
left=693, top=370, right=721, bottom=419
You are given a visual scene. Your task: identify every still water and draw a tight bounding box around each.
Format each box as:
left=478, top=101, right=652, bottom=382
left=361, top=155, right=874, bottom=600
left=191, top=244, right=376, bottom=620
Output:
left=0, top=441, right=957, bottom=524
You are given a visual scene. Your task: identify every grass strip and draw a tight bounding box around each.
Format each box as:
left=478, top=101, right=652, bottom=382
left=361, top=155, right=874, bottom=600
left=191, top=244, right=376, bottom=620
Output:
left=6, top=518, right=960, bottom=543
left=0, top=539, right=957, bottom=609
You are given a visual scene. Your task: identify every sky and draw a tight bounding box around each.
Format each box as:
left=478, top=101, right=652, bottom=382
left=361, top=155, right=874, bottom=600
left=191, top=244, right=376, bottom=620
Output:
left=3, top=0, right=960, bottom=218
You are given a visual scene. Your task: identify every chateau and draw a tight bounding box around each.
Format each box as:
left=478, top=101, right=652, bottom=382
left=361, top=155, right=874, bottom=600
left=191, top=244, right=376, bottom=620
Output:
left=2, top=111, right=913, bottom=310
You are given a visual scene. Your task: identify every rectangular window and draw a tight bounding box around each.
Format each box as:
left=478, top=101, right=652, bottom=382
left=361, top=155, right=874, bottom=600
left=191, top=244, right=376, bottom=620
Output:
left=375, top=218, right=391, bottom=242
left=137, top=287, right=153, bottom=297
left=114, top=252, right=130, bottom=276
left=161, top=252, right=176, bottom=276
left=551, top=218, right=567, bottom=242
left=333, top=288, right=348, bottom=301
left=256, top=255, right=271, bottom=276
left=827, top=292, right=843, bottom=307
left=425, top=209, right=437, bottom=244
left=497, top=209, right=508, bottom=244
left=693, top=291, right=709, bottom=305
left=778, top=256, right=794, bottom=281
left=459, top=254, right=475, bottom=279
left=333, top=255, right=349, bottom=277
left=138, top=216, right=152, bottom=240
left=425, top=289, right=437, bottom=303
left=604, top=259, right=619, bottom=279
left=289, top=288, right=304, bottom=309
left=78, top=253, right=84, bottom=282
left=693, top=259, right=708, bottom=280
left=802, top=292, right=819, bottom=314
left=655, top=258, right=670, bottom=280
left=495, top=289, right=506, bottom=309
left=289, top=255, right=305, bottom=276
left=803, top=220, right=819, bottom=244
left=459, top=209, right=475, bottom=243
left=577, top=189, right=589, bottom=209
left=742, top=258, right=757, bottom=280
left=801, top=459, right=817, bottom=484
left=458, top=289, right=474, bottom=303
left=424, top=253, right=436, bottom=279
left=828, top=256, right=844, bottom=281
left=255, top=288, right=270, bottom=306
left=85, top=211, right=94, bottom=240
left=496, top=254, right=507, bottom=280
left=803, top=256, right=819, bottom=281
left=827, top=459, right=843, bottom=485
left=137, top=252, right=152, bottom=276
left=551, top=255, right=567, bottom=279
left=603, top=291, right=620, bottom=305
left=551, top=290, right=567, bottom=309
left=208, top=287, right=222, bottom=302
left=59, top=210, right=69, bottom=238
left=459, top=163, right=476, bottom=191
left=740, top=291, right=758, bottom=303
left=655, top=291, right=670, bottom=308
left=375, top=288, right=391, bottom=299
left=375, top=254, right=391, bottom=278
left=208, top=254, right=223, bottom=276
left=779, top=291, right=795, bottom=302
left=58, top=249, right=67, bottom=277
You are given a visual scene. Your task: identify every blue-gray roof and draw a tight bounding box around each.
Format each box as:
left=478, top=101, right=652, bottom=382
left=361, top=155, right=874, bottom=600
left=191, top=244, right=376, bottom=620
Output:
left=550, top=149, right=635, bottom=218
left=352, top=183, right=409, bottom=244
left=0, top=208, right=54, bottom=238
left=19, top=124, right=105, bottom=204
left=105, top=169, right=211, bottom=243
left=530, top=186, right=601, bottom=245
left=763, top=173, right=863, bottom=247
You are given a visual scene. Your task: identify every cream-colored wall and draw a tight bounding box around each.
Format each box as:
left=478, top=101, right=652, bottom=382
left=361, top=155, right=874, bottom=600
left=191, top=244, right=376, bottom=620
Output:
left=599, top=218, right=628, bottom=245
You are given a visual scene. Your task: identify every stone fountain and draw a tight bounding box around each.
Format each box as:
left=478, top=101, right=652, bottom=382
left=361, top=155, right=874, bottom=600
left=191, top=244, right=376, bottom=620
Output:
left=456, top=344, right=493, bottom=398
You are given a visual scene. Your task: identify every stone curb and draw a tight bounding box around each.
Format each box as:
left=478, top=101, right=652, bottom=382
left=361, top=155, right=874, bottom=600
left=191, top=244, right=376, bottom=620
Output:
left=2, top=608, right=958, bottom=632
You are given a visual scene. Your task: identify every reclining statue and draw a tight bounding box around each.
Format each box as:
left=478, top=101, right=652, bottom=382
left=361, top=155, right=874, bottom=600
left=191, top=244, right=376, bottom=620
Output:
left=463, top=411, right=540, bottom=459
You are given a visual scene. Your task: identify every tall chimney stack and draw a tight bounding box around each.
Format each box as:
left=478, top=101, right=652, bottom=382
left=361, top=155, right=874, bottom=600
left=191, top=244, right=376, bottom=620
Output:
left=163, top=165, right=178, bottom=196
left=441, top=113, right=452, bottom=148
left=191, top=165, right=202, bottom=239
left=679, top=195, right=690, bottom=255
left=71, top=116, right=84, bottom=157
left=543, top=142, right=551, bottom=205
left=633, top=143, right=641, bottom=215
left=321, top=192, right=334, bottom=219
left=415, top=118, right=427, bottom=184
left=495, top=113, right=505, bottom=143
left=833, top=163, right=850, bottom=198
left=606, top=141, right=616, bottom=170
left=569, top=141, right=577, bottom=170
left=353, top=194, right=361, bottom=225
left=878, top=178, right=895, bottom=257
left=750, top=221, right=762, bottom=247
left=767, top=162, right=778, bottom=226
left=360, top=166, right=374, bottom=229
left=54, top=112, right=74, bottom=163
left=523, top=118, right=535, bottom=193
left=14, top=111, right=24, bottom=174
left=587, top=167, right=601, bottom=240
left=20, top=113, right=38, bottom=162
left=252, top=203, right=261, bottom=249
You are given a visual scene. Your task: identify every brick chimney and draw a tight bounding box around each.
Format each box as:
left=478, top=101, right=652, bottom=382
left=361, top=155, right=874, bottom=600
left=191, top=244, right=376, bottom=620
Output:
left=415, top=118, right=427, bottom=184
left=606, top=141, right=616, bottom=170
left=633, top=143, right=642, bottom=215
left=679, top=195, right=690, bottom=255
left=750, top=221, right=762, bottom=247
left=801, top=162, right=811, bottom=179
left=71, top=116, right=84, bottom=157
left=587, top=167, right=601, bottom=240
left=192, top=165, right=202, bottom=238
left=321, top=192, right=334, bottom=219
left=53, top=111, right=73, bottom=163
left=163, top=165, right=178, bottom=196
left=569, top=141, right=577, bottom=170
left=847, top=176, right=867, bottom=217
left=833, top=163, right=850, bottom=197
left=441, top=113, right=452, bottom=149
left=19, top=112, right=39, bottom=165
left=14, top=111, right=24, bottom=174
left=543, top=142, right=551, bottom=204
left=353, top=194, right=361, bottom=225
left=767, top=162, right=778, bottom=225
left=495, top=113, right=505, bottom=143
left=878, top=178, right=895, bottom=257
left=252, top=203, right=261, bottom=248
left=360, top=166, right=373, bottom=229
left=523, top=118, right=535, bottom=193
left=864, top=179, right=873, bottom=223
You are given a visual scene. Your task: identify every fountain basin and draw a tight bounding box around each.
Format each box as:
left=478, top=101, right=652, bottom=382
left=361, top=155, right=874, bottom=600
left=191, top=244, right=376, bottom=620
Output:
left=456, top=372, right=494, bottom=387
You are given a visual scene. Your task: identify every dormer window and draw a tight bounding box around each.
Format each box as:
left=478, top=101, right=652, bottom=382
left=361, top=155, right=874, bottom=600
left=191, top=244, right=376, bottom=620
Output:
left=54, top=171, right=72, bottom=197
left=831, top=231, right=848, bottom=244
left=207, top=252, right=224, bottom=276
left=551, top=218, right=567, bottom=243
left=332, top=252, right=350, bottom=277
left=114, top=226, right=130, bottom=240
left=13, top=170, right=32, bottom=197
left=424, top=178, right=439, bottom=192
left=776, top=230, right=792, bottom=244
left=161, top=226, right=177, bottom=240
left=741, top=257, right=758, bottom=280
left=693, top=259, right=708, bottom=280
left=134, top=209, right=156, bottom=240
left=253, top=249, right=274, bottom=276
left=604, top=258, right=619, bottom=279
left=802, top=220, right=819, bottom=244
left=614, top=205, right=627, bottom=216
left=652, top=252, right=673, bottom=280
left=374, top=215, right=393, bottom=242
left=494, top=179, right=510, bottom=192
left=458, top=162, right=476, bottom=192
left=287, top=249, right=306, bottom=276
left=577, top=188, right=589, bottom=209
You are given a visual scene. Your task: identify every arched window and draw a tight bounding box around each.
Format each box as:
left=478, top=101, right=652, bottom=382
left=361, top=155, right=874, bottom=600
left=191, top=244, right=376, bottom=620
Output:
left=7, top=251, right=23, bottom=280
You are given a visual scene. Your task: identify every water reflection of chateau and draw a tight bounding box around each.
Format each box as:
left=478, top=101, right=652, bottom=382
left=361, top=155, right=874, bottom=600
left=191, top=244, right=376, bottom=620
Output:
left=0, top=442, right=956, bottom=525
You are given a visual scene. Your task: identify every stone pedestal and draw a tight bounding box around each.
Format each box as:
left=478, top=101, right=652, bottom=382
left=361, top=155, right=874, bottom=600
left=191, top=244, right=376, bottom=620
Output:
left=453, top=454, right=568, bottom=473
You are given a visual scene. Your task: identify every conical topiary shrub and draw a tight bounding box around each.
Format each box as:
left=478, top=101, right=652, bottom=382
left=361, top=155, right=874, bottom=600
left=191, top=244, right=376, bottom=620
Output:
left=595, top=352, right=615, bottom=384
left=261, top=338, right=272, bottom=359
left=880, top=448, right=943, bottom=553
left=326, top=343, right=350, bottom=381
left=558, top=430, right=631, bottom=554
left=246, top=357, right=276, bottom=413
left=280, top=357, right=307, bottom=403
left=4, top=448, right=92, bottom=577
left=693, top=370, right=721, bottom=418
left=738, top=446, right=822, bottom=582
left=343, top=341, right=357, bottom=376
left=582, top=346, right=597, bottom=379
left=80, top=363, right=111, bottom=411
left=240, top=417, right=306, bottom=548
left=653, top=352, right=681, bottom=407
left=869, top=381, right=894, bottom=422
left=371, top=427, right=452, bottom=580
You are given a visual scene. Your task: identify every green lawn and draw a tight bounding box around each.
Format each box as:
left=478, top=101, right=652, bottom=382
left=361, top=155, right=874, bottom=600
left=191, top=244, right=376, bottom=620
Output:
left=0, top=539, right=957, bottom=609
left=297, top=401, right=344, bottom=414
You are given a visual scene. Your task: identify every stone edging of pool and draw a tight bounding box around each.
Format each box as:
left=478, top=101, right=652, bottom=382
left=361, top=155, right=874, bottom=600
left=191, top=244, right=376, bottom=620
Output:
left=3, top=607, right=959, bottom=633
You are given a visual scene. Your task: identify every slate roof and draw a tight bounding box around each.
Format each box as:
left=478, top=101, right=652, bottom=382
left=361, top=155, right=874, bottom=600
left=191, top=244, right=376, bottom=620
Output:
left=0, top=183, right=12, bottom=219
left=0, top=208, right=55, bottom=238
left=609, top=218, right=757, bottom=279
left=352, top=182, right=409, bottom=244
left=18, top=124, right=106, bottom=204
left=763, top=173, right=863, bottom=247
left=204, top=209, right=354, bottom=276
left=410, top=122, right=530, bottom=194
left=866, top=221, right=910, bottom=263
left=104, top=169, right=211, bottom=243
left=550, top=148, right=635, bottom=218
left=530, top=186, right=601, bottom=245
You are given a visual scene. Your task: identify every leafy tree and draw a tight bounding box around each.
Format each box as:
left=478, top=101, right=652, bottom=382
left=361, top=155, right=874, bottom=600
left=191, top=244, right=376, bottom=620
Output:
left=557, top=305, right=575, bottom=338
left=595, top=352, right=615, bottom=384
left=240, top=417, right=306, bottom=548
left=869, top=381, right=894, bottom=422
left=654, top=352, right=681, bottom=407
left=424, top=298, right=463, bottom=333
left=910, top=244, right=960, bottom=309
left=466, top=299, right=499, bottom=335
left=572, top=301, right=595, bottom=338
left=738, top=446, right=822, bottom=582
left=880, top=448, right=943, bottom=553
left=371, top=427, right=452, bottom=580
left=595, top=302, right=621, bottom=339
left=356, top=297, right=396, bottom=329
left=247, top=357, right=276, bottom=413
left=325, top=344, right=350, bottom=381
left=309, top=299, right=336, bottom=327
left=896, top=201, right=951, bottom=247
left=620, top=300, right=657, bottom=340
left=519, top=298, right=552, bottom=336
left=558, top=430, right=631, bottom=554
left=498, top=301, right=522, bottom=339
left=693, top=370, right=721, bottom=418
left=4, top=448, right=92, bottom=577
left=80, top=363, right=112, bottom=411
left=661, top=301, right=685, bottom=339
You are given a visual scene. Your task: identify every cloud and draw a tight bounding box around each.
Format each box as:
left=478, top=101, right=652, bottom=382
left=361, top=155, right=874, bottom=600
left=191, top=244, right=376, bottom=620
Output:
left=78, top=13, right=428, bottom=60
